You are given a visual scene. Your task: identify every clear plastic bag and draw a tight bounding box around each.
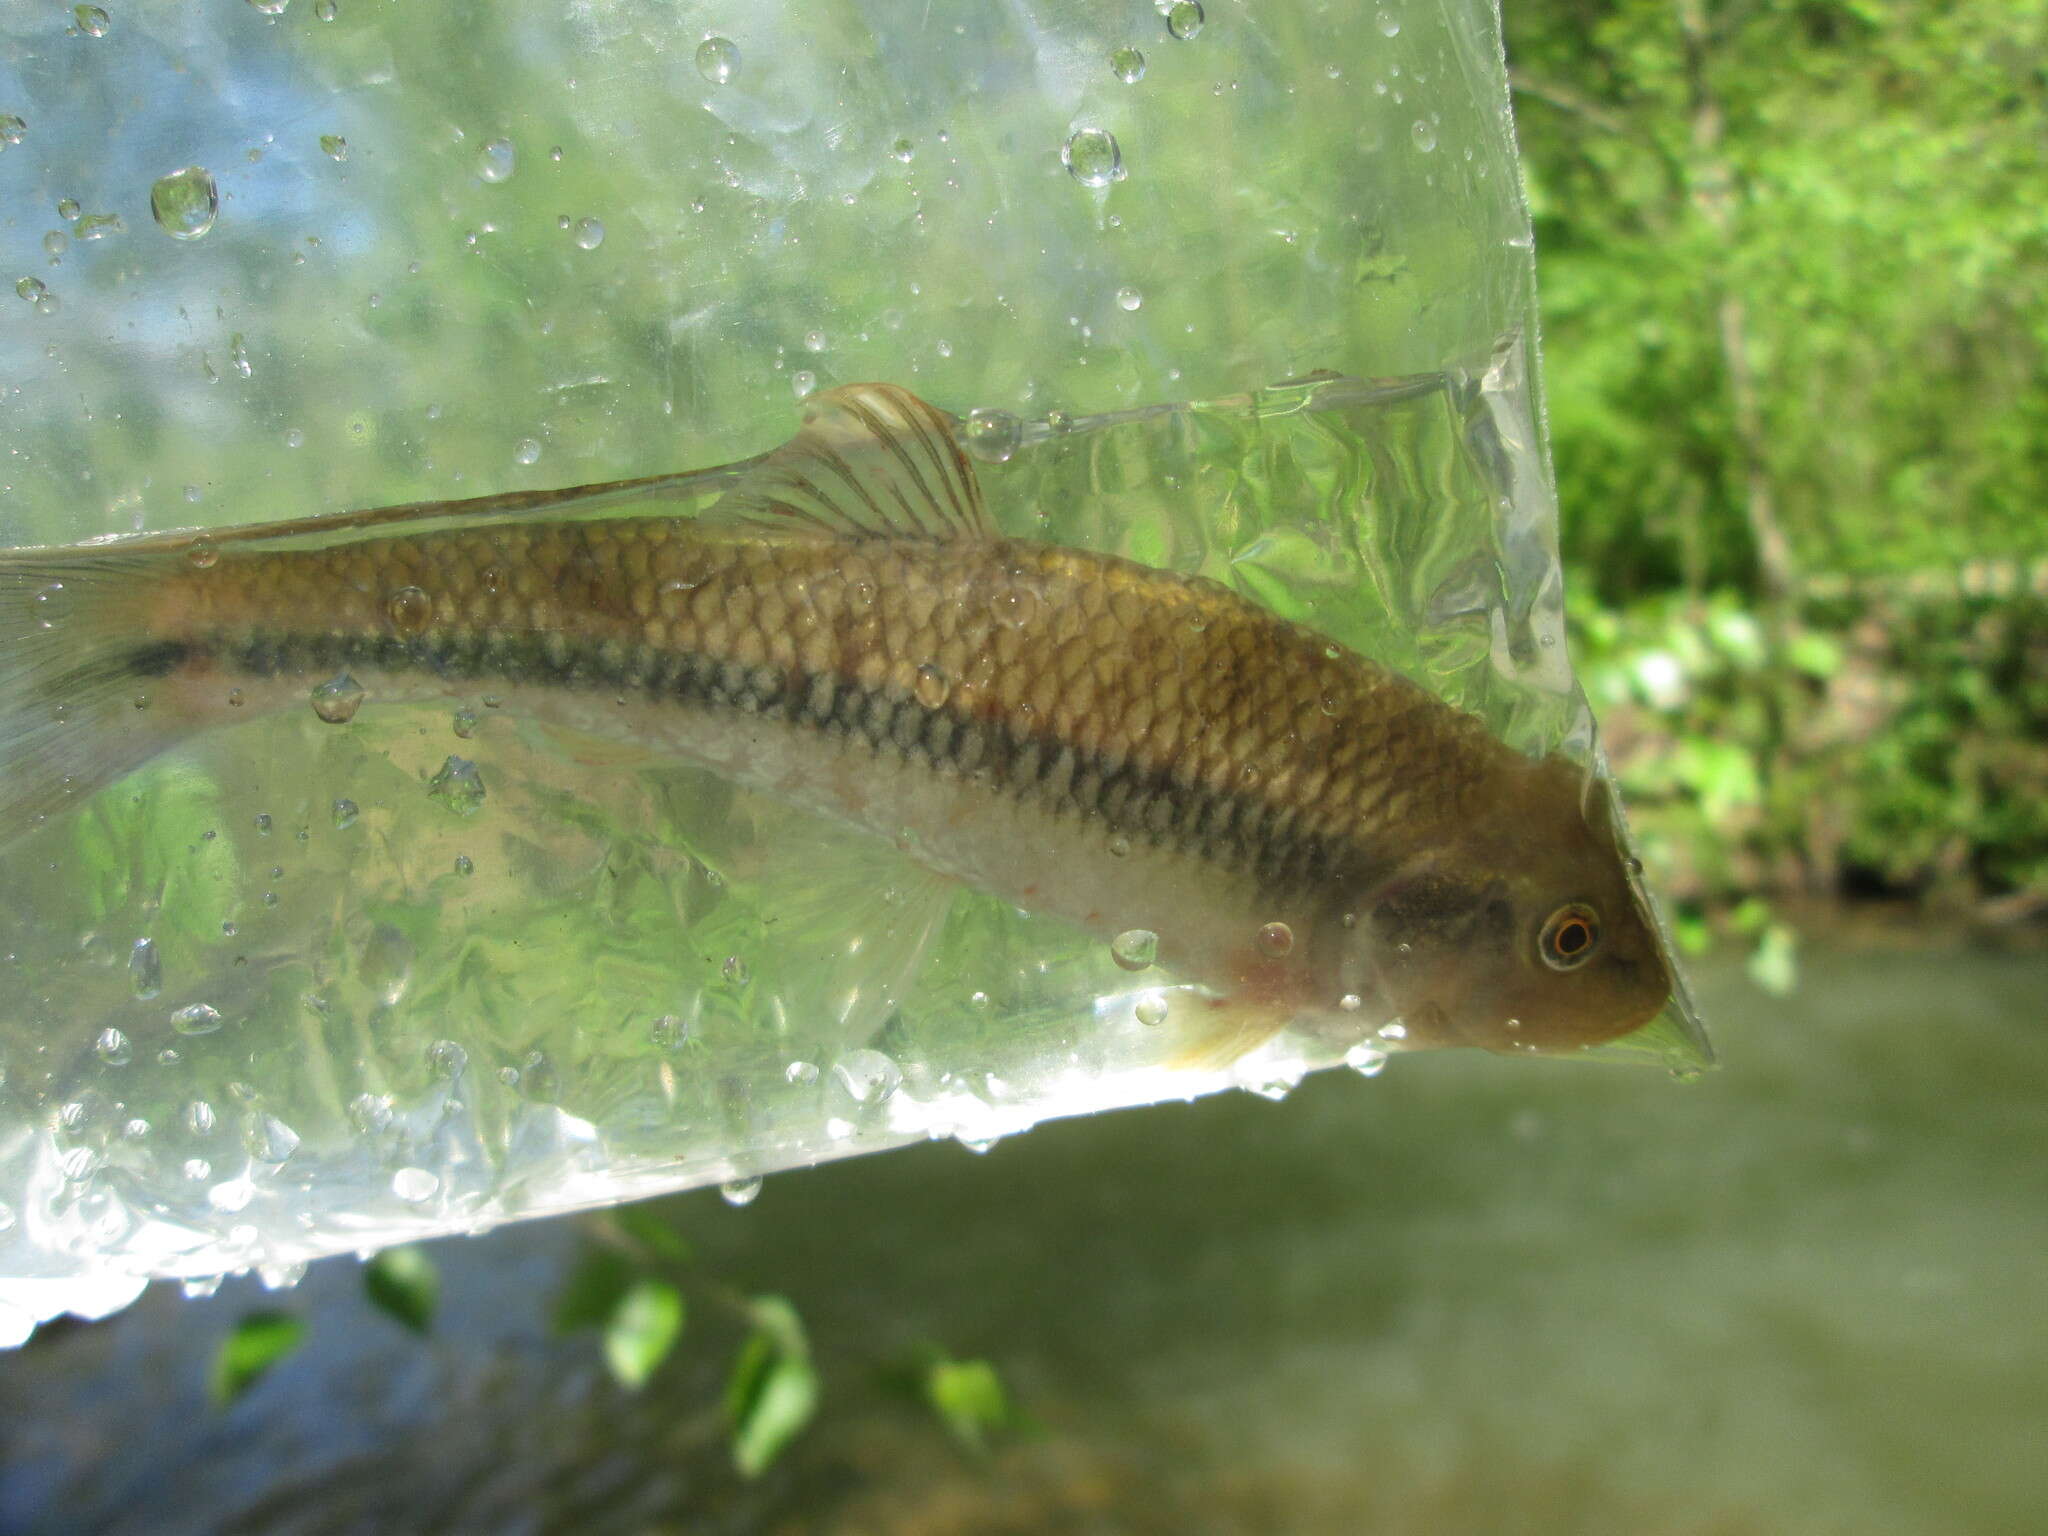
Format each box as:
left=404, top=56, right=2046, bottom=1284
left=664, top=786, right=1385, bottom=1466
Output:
left=0, top=0, right=1704, bottom=1338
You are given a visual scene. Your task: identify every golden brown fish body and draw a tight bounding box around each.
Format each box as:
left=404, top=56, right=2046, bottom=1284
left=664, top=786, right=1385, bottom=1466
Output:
left=0, top=385, right=1672, bottom=1058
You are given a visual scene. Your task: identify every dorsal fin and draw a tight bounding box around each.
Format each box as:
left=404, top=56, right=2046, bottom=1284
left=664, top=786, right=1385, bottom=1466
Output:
left=703, top=383, right=994, bottom=542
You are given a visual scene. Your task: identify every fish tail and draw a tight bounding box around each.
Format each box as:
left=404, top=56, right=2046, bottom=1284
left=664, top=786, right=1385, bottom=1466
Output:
left=0, top=543, right=199, bottom=851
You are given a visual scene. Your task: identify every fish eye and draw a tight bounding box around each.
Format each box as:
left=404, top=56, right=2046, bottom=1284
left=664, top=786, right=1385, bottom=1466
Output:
left=1538, top=903, right=1601, bottom=971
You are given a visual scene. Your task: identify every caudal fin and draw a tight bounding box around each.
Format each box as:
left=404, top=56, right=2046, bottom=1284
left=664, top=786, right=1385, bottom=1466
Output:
left=0, top=544, right=198, bottom=851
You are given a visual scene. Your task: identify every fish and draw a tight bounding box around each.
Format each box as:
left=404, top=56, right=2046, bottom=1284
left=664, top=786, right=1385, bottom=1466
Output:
left=0, top=383, right=1679, bottom=1063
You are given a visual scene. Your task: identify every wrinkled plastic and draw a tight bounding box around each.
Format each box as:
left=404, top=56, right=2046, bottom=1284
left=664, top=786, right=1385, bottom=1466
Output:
left=0, top=1, right=1703, bottom=1338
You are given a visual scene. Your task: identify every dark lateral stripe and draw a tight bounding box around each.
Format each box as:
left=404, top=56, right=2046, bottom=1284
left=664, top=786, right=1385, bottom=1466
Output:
left=206, top=626, right=1338, bottom=891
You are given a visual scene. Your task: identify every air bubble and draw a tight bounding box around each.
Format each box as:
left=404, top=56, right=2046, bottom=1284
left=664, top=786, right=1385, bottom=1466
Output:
left=392, top=1167, right=439, bottom=1203
left=331, top=797, right=359, bottom=830
left=913, top=664, right=951, bottom=708
left=94, top=1027, right=131, bottom=1065
left=721, top=954, right=750, bottom=985
left=889, top=137, right=914, bottom=162
left=1116, top=286, right=1143, bottom=311
left=16, top=276, right=45, bottom=303
left=695, top=35, right=740, bottom=85
left=572, top=217, right=605, bottom=250
left=427, top=1039, right=468, bottom=1078
left=320, top=134, right=349, bottom=162
left=1256, top=921, right=1295, bottom=958
left=150, top=167, right=219, bottom=241
left=0, top=116, right=24, bottom=150
left=310, top=672, right=365, bottom=724
left=1111, top=46, right=1147, bottom=83
left=963, top=406, right=1022, bottom=462
left=475, top=137, right=516, bottom=183
left=1110, top=928, right=1159, bottom=971
left=1345, top=1043, right=1389, bottom=1077
left=649, top=1014, right=688, bottom=1049
left=247, top=0, right=291, bottom=13
left=347, top=1092, right=393, bottom=1133
left=831, top=1048, right=902, bottom=1107
left=1377, top=9, right=1401, bottom=36
left=513, top=437, right=542, bottom=465
left=129, top=938, right=162, bottom=1000
left=1135, top=993, right=1169, bottom=1027
left=171, top=1002, right=223, bottom=1036
left=1164, top=1, right=1204, bottom=40
left=791, top=369, right=818, bottom=400
left=1061, top=127, right=1123, bottom=189
left=719, top=1176, right=763, bottom=1207
left=386, top=584, right=433, bottom=636
left=784, top=1060, right=819, bottom=1086
left=1411, top=120, right=1437, bottom=153
left=185, top=1099, right=218, bottom=1135
left=75, top=6, right=110, bottom=38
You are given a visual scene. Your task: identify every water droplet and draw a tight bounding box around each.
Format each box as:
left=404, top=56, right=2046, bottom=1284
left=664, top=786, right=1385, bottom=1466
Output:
left=1135, top=992, right=1169, bottom=1027
left=475, top=136, right=516, bottom=183
left=386, top=584, right=433, bottom=637
left=695, top=35, right=740, bottom=85
left=784, top=1060, right=819, bottom=1086
left=1256, top=921, right=1295, bottom=958
left=831, top=1048, right=902, bottom=1107
left=649, top=1014, right=689, bottom=1049
left=185, top=1099, right=217, bottom=1135
left=16, top=276, right=46, bottom=303
left=1165, top=0, right=1204, bottom=41
left=170, top=1002, right=223, bottom=1036
left=129, top=937, right=162, bottom=999
left=246, top=1114, right=301, bottom=1164
left=889, top=136, right=914, bottom=162
left=1061, top=127, right=1123, bottom=189
left=720, top=1175, right=763, bottom=1206
left=309, top=672, right=365, bottom=724
left=392, top=1167, right=439, bottom=1203
left=0, top=116, right=24, bottom=150
left=94, top=1027, right=131, bottom=1065
left=512, top=437, right=542, bottom=465
left=791, top=369, right=818, bottom=401
left=74, top=6, right=110, bottom=38
left=913, top=663, right=951, bottom=708
left=963, top=406, right=1021, bottom=463
left=1377, top=8, right=1400, bottom=35
left=331, top=797, right=359, bottom=830
left=1411, top=119, right=1437, bottom=152
left=721, top=954, right=750, bottom=985
left=427, top=1039, right=468, bottom=1077
left=320, top=134, right=350, bottom=162
left=572, top=216, right=605, bottom=250
left=149, top=166, right=219, bottom=241
left=1111, top=46, right=1147, bottom=83
left=347, top=1092, right=392, bottom=1133
left=1345, top=1043, right=1389, bottom=1077
left=1110, top=928, right=1159, bottom=971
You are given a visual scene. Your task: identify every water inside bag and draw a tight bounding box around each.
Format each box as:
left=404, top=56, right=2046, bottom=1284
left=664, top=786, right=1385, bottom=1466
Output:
left=0, top=0, right=1702, bottom=1336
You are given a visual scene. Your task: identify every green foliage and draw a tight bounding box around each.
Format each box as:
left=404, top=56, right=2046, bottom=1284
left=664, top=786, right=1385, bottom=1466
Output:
left=724, top=1295, right=820, bottom=1478
left=363, top=1246, right=439, bottom=1335
left=210, top=1311, right=305, bottom=1406
left=922, top=1355, right=1013, bottom=1457
left=603, top=1279, right=686, bottom=1391
left=1508, top=0, right=2048, bottom=597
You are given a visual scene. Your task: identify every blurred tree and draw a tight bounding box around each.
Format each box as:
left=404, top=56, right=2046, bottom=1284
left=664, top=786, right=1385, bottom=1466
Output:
left=1507, top=0, right=2048, bottom=601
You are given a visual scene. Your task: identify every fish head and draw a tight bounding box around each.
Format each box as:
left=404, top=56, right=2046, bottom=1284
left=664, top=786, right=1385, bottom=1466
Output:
left=1324, top=754, right=1672, bottom=1055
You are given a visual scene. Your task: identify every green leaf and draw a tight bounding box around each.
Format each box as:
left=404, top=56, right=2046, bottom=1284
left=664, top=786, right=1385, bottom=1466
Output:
left=210, top=1310, right=306, bottom=1406
left=602, top=1279, right=685, bottom=1390
left=923, top=1357, right=1010, bottom=1455
left=362, top=1245, right=438, bottom=1334
left=1747, top=922, right=1800, bottom=998
left=552, top=1246, right=635, bottom=1334
left=1785, top=629, right=1844, bottom=680
left=725, top=1295, right=819, bottom=1478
